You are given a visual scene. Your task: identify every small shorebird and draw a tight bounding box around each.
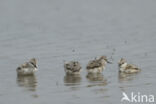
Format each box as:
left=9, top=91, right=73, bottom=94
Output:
left=118, top=58, right=141, bottom=74
left=16, top=58, right=38, bottom=75
left=64, top=61, right=82, bottom=74
left=86, top=56, right=111, bottom=73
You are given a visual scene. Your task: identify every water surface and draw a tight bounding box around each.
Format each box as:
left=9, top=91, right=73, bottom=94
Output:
left=0, top=0, right=156, bottom=104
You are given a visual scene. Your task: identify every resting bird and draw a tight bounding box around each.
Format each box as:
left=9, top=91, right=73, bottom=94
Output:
left=86, top=56, right=111, bottom=73
left=16, top=58, right=38, bottom=75
left=118, top=58, right=141, bottom=74
left=64, top=61, right=82, bottom=74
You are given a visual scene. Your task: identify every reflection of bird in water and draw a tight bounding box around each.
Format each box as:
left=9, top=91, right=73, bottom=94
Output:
left=86, top=73, right=104, bottom=81
left=17, top=74, right=37, bottom=91
left=118, top=72, right=138, bottom=82
left=86, top=73, right=107, bottom=87
left=64, top=74, right=81, bottom=86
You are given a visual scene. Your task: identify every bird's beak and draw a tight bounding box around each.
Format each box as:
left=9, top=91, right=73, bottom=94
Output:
left=107, top=60, right=113, bottom=64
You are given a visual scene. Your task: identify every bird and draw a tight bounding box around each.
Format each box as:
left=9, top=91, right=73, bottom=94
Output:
left=118, top=58, right=141, bottom=74
left=86, top=56, right=112, bottom=73
left=16, top=58, right=38, bottom=75
left=64, top=61, right=82, bottom=74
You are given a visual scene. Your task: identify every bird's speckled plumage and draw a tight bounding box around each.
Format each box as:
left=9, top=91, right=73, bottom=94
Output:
left=86, top=56, right=110, bottom=73
left=16, top=58, right=38, bottom=75
left=118, top=58, right=141, bottom=74
left=64, top=61, right=82, bottom=74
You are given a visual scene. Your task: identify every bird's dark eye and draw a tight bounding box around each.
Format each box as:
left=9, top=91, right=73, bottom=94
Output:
left=17, top=67, right=21, bottom=70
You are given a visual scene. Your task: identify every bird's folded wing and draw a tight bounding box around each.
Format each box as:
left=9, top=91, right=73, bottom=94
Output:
left=87, top=60, right=101, bottom=69
left=126, top=64, right=139, bottom=70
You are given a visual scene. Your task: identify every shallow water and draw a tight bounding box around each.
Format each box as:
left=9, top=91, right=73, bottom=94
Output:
left=0, top=0, right=156, bottom=104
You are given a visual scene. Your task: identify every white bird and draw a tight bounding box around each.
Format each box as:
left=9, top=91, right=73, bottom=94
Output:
left=118, top=58, right=141, bottom=74
left=16, top=58, right=38, bottom=75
